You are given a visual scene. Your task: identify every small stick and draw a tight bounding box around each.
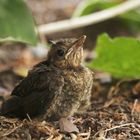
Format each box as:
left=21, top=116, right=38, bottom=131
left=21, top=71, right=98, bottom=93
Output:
left=93, top=123, right=136, bottom=139
left=2, top=124, right=23, bottom=137
left=131, top=99, right=138, bottom=116
left=105, top=123, right=135, bottom=132
left=26, top=113, right=32, bottom=122
left=78, top=127, right=91, bottom=139
left=132, top=124, right=140, bottom=135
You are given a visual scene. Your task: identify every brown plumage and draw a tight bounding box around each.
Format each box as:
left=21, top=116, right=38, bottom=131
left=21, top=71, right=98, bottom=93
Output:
left=0, top=35, right=94, bottom=121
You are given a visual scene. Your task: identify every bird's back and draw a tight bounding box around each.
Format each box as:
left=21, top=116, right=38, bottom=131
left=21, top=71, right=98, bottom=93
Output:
left=1, top=63, right=64, bottom=118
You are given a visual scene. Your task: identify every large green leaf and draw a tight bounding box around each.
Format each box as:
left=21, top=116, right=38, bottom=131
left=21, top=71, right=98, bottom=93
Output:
left=0, top=0, right=37, bottom=45
left=88, top=34, right=140, bottom=78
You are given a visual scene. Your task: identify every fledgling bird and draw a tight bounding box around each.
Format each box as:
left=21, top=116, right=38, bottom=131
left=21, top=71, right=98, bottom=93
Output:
left=0, top=35, right=94, bottom=121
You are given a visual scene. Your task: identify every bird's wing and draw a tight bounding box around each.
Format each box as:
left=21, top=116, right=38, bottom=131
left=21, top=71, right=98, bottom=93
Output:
left=11, top=65, right=64, bottom=97
left=1, top=66, right=64, bottom=116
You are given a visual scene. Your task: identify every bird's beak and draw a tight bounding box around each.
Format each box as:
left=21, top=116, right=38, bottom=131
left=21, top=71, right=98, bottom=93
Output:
left=65, top=35, right=86, bottom=59
left=72, top=35, right=86, bottom=49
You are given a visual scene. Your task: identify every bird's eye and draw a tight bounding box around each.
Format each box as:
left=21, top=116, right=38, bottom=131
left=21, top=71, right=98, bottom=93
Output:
left=57, top=49, right=65, bottom=57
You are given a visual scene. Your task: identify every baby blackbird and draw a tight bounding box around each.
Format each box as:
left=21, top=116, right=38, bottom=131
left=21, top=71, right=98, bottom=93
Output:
left=1, top=35, right=94, bottom=121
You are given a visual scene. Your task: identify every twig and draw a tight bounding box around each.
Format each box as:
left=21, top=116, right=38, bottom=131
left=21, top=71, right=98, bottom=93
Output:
left=107, top=79, right=128, bottom=99
left=107, top=79, right=138, bottom=99
left=131, top=99, right=138, bottom=116
left=132, top=124, right=140, bottom=135
left=92, top=129, right=105, bottom=139
left=136, top=124, right=140, bottom=128
left=78, top=127, right=91, bottom=140
left=105, top=123, right=135, bottom=132
left=38, top=0, right=140, bottom=34
left=104, top=123, right=136, bottom=138
left=70, top=133, right=77, bottom=140
left=93, top=123, right=136, bottom=139
left=26, top=113, right=32, bottom=122
left=2, top=124, right=23, bottom=137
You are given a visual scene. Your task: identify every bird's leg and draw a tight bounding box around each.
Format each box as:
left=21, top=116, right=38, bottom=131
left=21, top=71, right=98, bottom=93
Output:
left=76, top=98, right=91, bottom=115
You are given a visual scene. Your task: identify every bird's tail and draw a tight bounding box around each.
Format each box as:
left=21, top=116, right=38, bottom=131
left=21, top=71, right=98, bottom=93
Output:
left=0, top=96, right=22, bottom=117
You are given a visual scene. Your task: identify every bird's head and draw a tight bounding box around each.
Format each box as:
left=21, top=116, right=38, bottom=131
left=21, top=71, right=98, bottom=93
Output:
left=47, top=35, right=86, bottom=69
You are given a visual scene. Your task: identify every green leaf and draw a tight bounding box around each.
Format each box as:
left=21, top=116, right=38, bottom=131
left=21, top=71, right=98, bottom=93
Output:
left=120, top=10, right=140, bottom=33
left=88, top=34, right=140, bottom=78
left=0, top=0, right=37, bottom=45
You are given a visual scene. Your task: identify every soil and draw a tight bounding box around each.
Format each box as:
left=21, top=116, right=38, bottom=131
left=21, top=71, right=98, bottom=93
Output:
left=0, top=0, right=139, bottom=140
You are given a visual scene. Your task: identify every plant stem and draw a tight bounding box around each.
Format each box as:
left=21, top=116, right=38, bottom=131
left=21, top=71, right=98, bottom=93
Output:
left=38, top=0, right=140, bottom=35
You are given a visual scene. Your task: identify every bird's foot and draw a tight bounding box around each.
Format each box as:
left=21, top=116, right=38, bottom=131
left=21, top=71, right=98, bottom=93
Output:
left=59, top=117, right=79, bottom=133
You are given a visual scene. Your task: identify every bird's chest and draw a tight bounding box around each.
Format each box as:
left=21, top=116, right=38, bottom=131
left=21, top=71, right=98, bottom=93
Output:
left=62, top=69, right=92, bottom=98
left=63, top=71, right=83, bottom=91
